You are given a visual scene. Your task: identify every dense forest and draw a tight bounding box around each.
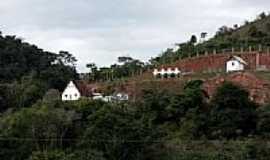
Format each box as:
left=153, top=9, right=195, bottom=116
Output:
left=1, top=12, right=270, bottom=160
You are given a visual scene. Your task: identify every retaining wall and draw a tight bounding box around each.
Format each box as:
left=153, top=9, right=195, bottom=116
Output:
left=159, top=52, right=270, bottom=73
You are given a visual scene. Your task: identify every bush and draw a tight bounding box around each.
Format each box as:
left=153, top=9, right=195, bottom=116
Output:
left=208, top=82, right=257, bottom=139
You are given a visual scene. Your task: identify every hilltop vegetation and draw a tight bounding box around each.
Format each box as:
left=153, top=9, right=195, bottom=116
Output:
left=214, top=12, right=270, bottom=43
left=151, top=12, right=270, bottom=66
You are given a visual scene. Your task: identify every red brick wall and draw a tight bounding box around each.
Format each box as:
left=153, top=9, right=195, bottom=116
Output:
left=159, top=52, right=270, bottom=73
left=203, top=72, right=270, bottom=104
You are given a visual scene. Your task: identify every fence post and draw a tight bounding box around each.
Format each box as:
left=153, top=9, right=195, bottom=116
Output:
left=205, top=51, right=208, bottom=56
left=213, top=49, right=216, bottom=55
left=249, top=46, right=252, bottom=52
left=240, top=47, right=244, bottom=53
left=259, top=44, right=262, bottom=52
left=232, top=47, right=235, bottom=53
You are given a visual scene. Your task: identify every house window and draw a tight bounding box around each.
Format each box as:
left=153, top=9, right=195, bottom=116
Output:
left=232, top=62, right=235, bottom=66
left=74, top=94, right=77, bottom=97
left=65, top=95, right=68, bottom=98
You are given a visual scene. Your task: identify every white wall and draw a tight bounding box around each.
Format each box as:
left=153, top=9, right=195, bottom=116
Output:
left=62, top=81, right=81, bottom=101
left=226, top=60, right=244, bottom=72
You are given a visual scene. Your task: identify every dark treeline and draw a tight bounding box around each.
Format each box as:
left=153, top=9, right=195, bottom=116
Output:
left=1, top=80, right=270, bottom=159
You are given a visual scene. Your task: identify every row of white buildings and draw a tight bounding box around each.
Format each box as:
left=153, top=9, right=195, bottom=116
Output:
left=153, top=68, right=181, bottom=77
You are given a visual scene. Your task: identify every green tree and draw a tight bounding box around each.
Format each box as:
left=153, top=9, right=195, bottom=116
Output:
left=81, top=104, right=158, bottom=160
left=118, top=56, right=133, bottom=63
left=256, top=105, right=270, bottom=137
left=208, top=82, right=257, bottom=139
left=141, top=80, right=207, bottom=129
left=258, top=12, right=267, bottom=19
left=177, top=80, right=209, bottom=139
left=190, top=35, right=197, bottom=44
left=86, top=63, right=98, bottom=81
left=57, top=51, right=77, bottom=67
left=0, top=105, right=76, bottom=160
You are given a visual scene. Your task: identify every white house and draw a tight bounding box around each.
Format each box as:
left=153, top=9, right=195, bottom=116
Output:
left=61, top=81, right=130, bottom=102
left=61, top=81, right=81, bottom=101
left=226, top=56, right=248, bottom=73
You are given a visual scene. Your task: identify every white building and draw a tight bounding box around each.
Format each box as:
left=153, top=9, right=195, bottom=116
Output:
left=226, top=56, right=248, bottom=73
left=114, top=93, right=129, bottom=101
left=61, top=81, right=81, bottom=101
left=61, top=81, right=129, bottom=102
left=153, top=67, right=181, bottom=78
left=92, top=93, right=104, bottom=100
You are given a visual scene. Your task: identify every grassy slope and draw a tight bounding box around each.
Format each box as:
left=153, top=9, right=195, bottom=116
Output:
left=231, top=16, right=270, bottom=39
left=206, top=14, right=270, bottom=45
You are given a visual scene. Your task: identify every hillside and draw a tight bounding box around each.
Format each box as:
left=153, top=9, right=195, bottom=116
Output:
left=217, top=13, right=270, bottom=41
left=152, top=12, right=270, bottom=66
left=101, top=50, right=270, bottom=104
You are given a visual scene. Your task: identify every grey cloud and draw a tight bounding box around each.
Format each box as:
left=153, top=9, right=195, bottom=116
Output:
left=226, top=0, right=270, bottom=7
left=0, top=0, right=269, bottom=72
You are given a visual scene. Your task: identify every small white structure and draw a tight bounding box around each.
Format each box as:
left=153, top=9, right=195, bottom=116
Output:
left=61, top=81, right=130, bottom=102
left=103, top=96, right=114, bottom=102
left=92, top=93, right=104, bottom=100
left=226, top=56, right=248, bottom=73
left=153, top=67, right=181, bottom=78
left=114, top=93, right=129, bottom=101
left=62, top=81, right=81, bottom=101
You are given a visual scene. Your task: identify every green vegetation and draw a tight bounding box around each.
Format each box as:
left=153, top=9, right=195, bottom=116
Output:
left=1, top=78, right=270, bottom=159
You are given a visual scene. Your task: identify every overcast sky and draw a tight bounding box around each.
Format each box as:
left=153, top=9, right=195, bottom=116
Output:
left=0, top=0, right=269, bottom=72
